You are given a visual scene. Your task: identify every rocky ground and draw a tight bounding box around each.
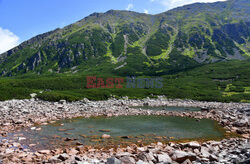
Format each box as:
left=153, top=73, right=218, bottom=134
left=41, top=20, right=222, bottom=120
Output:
left=0, top=97, right=249, bottom=164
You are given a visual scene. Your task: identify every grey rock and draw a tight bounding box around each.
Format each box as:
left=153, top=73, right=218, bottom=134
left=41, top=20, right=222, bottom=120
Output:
left=119, top=156, right=136, bottom=164
left=200, top=147, right=210, bottom=158
left=137, top=152, right=149, bottom=162
left=183, top=141, right=200, bottom=149
left=172, top=150, right=196, bottom=163
left=107, top=157, right=122, bottom=164
left=48, top=156, right=62, bottom=163
left=58, top=153, right=70, bottom=161
left=157, top=153, right=172, bottom=163
left=209, top=154, right=219, bottom=162
left=136, top=160, right=148, bottom=164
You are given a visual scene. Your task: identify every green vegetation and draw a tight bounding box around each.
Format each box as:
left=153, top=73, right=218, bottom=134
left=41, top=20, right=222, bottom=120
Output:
left=146, top=29, right=171, bottom=57
left=0, top=60, right=249, bottom=102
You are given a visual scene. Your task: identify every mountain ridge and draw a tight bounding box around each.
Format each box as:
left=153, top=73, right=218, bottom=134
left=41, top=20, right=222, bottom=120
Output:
left=0, top=0, right=249, bottom=76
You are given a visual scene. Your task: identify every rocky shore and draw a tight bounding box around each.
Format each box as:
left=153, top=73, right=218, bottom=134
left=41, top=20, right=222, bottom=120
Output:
left=0, top=97, right=249, bottom=163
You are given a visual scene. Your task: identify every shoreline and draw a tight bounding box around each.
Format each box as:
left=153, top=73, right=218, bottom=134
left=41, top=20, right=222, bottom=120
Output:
left=0, top=98, right=249, bottom=163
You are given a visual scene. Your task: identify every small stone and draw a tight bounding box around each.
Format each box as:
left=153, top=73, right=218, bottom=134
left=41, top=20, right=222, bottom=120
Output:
left=38, top=150, right=50, bottom=154
left=29, top=144, right=36, bottom=147
left=15, top=120, right=23, bottom=124
left=67, top=148, right=79, bottom=155
left=80, top=134, right=87, bottom=138
left=116, top=152, right=131, bottom=157
left=18, top=137, right=26, bottom=141
left=59, top=100, right=66, bottom=104
left=64, top=137, right=77, bottom=141
left=22, top=155, right=33, bottom=163
left=102, top=134, right=111, bottom=139
left=193, top=149, right=200, bottom=154
left=242, top=134, right=250, bottom=138
left=76, top=146, right=85, bottom=153
left=12, top=142, right=21, bottom=147
left=99, top=129, right=111, bottom=132
left=30, top=127, right=36, bottom=130
left=157, top=142, right=163, bottom=146
left=5, top=149, right=14, bottom=154
left=58, top=128, right=71, bottom=132
left=75, top=156, right=81, bottom=161
left=58, top=154, right=70, bottom=161
left=76, top=142, right=83, bottom=145
left=91, top=159, right=100, bottom=163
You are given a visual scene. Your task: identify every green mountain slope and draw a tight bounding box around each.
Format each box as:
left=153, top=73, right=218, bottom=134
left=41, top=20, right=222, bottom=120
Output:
left=0, top=0, right=249, bottom=76
left=0, top=59, right=249, bottom=102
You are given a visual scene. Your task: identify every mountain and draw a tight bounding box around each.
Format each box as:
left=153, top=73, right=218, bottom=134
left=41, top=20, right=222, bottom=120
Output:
left=0, top=0, right=249, bottom=76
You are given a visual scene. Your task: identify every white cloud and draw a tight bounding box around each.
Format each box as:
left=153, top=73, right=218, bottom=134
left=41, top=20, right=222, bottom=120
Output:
left=150, top=0, right=226, bottom=10
left=0, top=27, right=20, bottom=54
left=144, top=9, right=149, bottom=14
left=126, top=3, right=134, bottom=10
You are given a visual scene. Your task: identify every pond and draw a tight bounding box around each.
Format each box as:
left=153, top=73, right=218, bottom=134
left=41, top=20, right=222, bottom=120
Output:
left=7, top=115, right=225, bottom=151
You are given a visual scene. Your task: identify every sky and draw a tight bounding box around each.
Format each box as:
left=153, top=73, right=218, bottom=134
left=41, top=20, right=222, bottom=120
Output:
left=0, top=0, right=226, bottom=54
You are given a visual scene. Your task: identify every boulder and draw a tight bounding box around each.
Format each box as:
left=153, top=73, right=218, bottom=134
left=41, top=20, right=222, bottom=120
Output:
left=172, top=150, right=196, bottom=163
left=157, top=153, right=172, bottom=163
left=116, top=152, right=131, bottom=157
left=138, top=152, right=150, bottom=162
left=120, top=156, right=136, bottom=164
left=200, top=147, right=210, bottom=158
left=183, top=141, right=200, bottom=149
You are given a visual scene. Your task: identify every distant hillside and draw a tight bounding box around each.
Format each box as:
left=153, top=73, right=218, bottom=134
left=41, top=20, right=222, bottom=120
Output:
left=0, top=0, right=249, bottom=76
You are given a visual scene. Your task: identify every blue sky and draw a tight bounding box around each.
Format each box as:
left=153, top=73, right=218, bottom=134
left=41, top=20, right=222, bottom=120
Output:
left=0, top=0, right=226, bottom=53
